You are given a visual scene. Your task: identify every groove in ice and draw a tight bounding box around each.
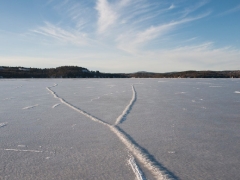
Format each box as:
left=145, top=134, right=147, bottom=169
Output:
left=22, top=104, right=39, bottom=110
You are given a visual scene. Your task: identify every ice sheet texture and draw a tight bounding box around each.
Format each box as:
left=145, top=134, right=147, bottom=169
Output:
left=0, top=78, right=240, bottom=180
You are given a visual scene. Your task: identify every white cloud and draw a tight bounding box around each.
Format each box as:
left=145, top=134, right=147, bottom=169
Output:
left=218, top=4, right=240, bottom=16
left=116, top=12, right=211, bottom=54
left=119, top=0, right=131, bottom=7
left=95, top=0, right=118, bottom=33
left=181, top=0, right=209, bottom=17
left=32, top=22, right=88, bottom=46
left=5, top=0, right=237, bottom=73
left=104, top=44, right=240, bottom=72
left=1, top=42, right=240, bottom=72
left=169, top=4, right=175, bottom=10
left=122, top=43, right=240, bottom=72
left=66, top=2, right=94, bottom=31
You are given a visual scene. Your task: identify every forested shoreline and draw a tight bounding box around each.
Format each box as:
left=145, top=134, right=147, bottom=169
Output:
left=0, top=66, right=239, bottom=78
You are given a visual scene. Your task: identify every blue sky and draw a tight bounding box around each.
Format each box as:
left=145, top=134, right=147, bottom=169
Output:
left=0, top=0, right=239, bottom=72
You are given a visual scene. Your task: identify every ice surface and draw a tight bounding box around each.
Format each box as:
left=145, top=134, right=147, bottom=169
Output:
left=119, top=79, right=240, bottom=180
left=0, top=78, right=240, bottom=180
left=50, top=79, right=135, bottom=125
left=0, top=79, right=135, bottom=180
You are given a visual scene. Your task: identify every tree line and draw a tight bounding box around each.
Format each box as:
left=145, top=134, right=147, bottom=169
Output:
left=0, top=66, right=127, bottom=78
left=0, top=66, right=239, bottom=78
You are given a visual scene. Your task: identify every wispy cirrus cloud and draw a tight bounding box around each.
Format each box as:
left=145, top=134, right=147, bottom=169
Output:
left=19, top=0, right=239, bottom=72
left=217, top=4, right=240, bottom=17
left=116, top=11, right=211, bottom=54
left=67, top=3, right=89, bottom=30
left=124, top=42, right=240, bottom=72
left=168, top=4, right=175, bottom=10
left=32, top=22, right=88, bottom=46
left=33, top=0, right=211, bottom=50
left=1, top=42, right=239, bottom=72
left=181, top=0, right=209, bottom=17
left=31, top=0, right=212, bottom=52
left=95, top=0, right=118, bottom=33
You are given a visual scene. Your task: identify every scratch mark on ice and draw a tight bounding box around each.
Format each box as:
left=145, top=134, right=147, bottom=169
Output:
left=22, top=104, right=38, bottom=110
left=90, top=97, right=100, bottom=102
left=52, top=103, right=60, bottom=108
left=175, top=92, right=186, bottom=94
left=3, top=149, right=43, bottom=153
left=209, top=86, right=222, bottom=88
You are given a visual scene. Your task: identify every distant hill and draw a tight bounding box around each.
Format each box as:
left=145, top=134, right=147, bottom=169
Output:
left=133, top=71, right=154, bottom=74
left=0, top=66, right=240, bottom=78
left=127, top=70, right=240, bottom=78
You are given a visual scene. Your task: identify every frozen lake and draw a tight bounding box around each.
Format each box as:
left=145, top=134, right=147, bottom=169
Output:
left=0, top=78, right=239, bottom=180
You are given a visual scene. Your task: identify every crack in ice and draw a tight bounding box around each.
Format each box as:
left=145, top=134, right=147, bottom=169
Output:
left=47, top=85, right=109, bottom=126
left=128, top=154, right=147, bottom=180
left=46, top=84, right=177, bottom=180
left=115, top=85, right=136, bottom=125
